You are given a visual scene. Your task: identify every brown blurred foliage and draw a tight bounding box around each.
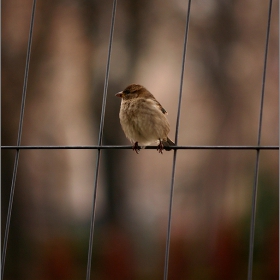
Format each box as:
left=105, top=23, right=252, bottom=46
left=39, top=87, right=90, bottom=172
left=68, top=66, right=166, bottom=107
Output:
left=2, top=0, right=278, bottom=279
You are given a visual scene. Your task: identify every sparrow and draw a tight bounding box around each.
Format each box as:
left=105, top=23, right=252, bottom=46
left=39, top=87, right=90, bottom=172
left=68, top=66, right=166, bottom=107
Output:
left=115, top=84, right=175, bottom=154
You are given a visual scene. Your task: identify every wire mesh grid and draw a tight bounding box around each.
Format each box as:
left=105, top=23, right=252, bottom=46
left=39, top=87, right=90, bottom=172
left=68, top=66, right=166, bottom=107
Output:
left=1, top=0, right=278, bottom=279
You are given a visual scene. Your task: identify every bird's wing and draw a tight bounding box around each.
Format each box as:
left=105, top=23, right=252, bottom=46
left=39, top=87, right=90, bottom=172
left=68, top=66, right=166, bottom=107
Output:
left=153, top=99, right=168, bottom=115
left=142, top=91, right=168, bottom=115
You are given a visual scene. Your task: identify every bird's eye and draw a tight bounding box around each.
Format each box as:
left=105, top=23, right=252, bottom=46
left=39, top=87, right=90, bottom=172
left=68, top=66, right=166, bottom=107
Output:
left=123, top=89, right=130, bottom=94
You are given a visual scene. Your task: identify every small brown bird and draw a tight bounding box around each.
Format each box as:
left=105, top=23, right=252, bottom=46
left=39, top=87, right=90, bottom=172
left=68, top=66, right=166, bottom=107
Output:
left=115, top=84, right=175, bottom=154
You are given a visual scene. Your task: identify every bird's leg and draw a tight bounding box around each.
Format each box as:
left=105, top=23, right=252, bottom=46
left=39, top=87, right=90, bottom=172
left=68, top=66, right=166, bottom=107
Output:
left=132, top=142, right=141, bottom=154
left=157, top=140, right=164, bottom=154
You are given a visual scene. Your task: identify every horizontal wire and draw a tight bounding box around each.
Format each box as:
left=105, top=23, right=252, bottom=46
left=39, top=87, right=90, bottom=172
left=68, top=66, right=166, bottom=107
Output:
left=1, top=145, right=278, bottom=150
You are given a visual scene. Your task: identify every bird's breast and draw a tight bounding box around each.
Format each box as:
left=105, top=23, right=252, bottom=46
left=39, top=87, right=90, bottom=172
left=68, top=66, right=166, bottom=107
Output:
left=118, top=98, right=170, bottom=145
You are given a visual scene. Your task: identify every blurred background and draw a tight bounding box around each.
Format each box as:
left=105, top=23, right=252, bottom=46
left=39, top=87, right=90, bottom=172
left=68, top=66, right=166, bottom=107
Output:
left=1, top=0, right=278, bottom=279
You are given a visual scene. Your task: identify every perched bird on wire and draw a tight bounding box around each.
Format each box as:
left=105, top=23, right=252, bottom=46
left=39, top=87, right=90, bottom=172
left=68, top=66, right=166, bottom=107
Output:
left=115, top=84, right=175, bottom=154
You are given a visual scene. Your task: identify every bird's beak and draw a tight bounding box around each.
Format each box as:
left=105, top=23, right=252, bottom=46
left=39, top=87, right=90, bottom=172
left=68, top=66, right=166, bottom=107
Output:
left=115, top=91, right=123, bottom=98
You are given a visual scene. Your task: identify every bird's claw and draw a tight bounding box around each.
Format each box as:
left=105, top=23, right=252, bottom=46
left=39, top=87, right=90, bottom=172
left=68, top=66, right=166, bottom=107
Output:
left=132, top=142, right=141, bottom=154
left=157, top=141, right=164, bottom=154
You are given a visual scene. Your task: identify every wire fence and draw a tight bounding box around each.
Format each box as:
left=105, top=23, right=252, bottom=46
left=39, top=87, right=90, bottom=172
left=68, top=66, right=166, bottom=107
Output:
left=1, top=0, right=278, bottom=279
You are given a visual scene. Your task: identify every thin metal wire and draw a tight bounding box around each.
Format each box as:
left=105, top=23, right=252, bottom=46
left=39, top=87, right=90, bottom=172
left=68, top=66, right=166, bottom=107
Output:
left=1, top=1, right=37, bottom=279
left=163, top=1, right=192, bottom=279
left=86, top=0, right=117, bottom=279
left=247, top=1, right=273, bottom=279
left=1, top=145, right=278, bottom=150
left=2, top=1, right=277, bottom=279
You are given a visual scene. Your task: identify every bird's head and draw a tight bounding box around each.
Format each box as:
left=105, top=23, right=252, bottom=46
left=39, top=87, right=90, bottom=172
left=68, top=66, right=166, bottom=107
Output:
left=115, top=84, right=147, bottom=100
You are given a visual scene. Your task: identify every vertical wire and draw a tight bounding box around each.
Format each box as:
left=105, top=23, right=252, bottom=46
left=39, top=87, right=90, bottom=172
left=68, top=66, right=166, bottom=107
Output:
left=86, top=1, right=117, bottom=279
left=247, top=1, right=273, bottom=279
left=1, top=1, right=37, bottom=279
left=163, top=1, right=192, bottom=279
